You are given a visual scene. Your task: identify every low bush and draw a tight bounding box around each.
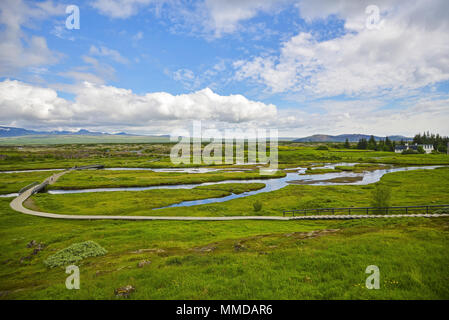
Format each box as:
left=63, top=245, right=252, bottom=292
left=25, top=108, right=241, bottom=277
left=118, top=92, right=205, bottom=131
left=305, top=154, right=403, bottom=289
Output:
left=402, top=149, right=418, bottom=155
left=44, top=241, right=107, bottom=268
left=253, top=200, right=263, bottom=212
left=371, top=185, right=392, bottom=208
left=434, top=208, right=449, bottom=214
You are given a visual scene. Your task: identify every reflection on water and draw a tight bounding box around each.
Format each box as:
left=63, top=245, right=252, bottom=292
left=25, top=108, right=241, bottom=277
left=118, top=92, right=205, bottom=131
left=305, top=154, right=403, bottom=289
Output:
left=310, top=162, right=359, bottom=170
left=105, top=167, right=222, bottom=173
left=105, top=167, right=254, bottom=173
left=156, top=165, right=442, bottom=209
left=0, top=169, right=64, bottom=174
left=296, top=165, right=441, bottom=185
left=47, top=164, right=444, bottom=209
left=0, top=193, right=19, bottom=198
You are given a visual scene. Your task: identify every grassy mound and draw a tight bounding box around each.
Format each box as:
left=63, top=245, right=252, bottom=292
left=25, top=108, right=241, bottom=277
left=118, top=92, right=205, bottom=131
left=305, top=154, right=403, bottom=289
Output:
left=44, top=241, right=107, bottom=268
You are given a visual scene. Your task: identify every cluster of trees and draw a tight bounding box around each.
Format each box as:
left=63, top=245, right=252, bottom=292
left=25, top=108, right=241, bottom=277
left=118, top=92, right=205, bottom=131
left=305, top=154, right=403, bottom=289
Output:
left=354, top=136, right=396, bottom=151
left=350, top=132, right=448, bottom=153
left=413, top=132, right=448, bottom=153
left=317, top=132, right=448, bottom=153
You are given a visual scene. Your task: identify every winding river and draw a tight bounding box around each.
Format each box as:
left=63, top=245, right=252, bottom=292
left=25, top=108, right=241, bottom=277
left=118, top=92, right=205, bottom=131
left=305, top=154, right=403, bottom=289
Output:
left=1, top=163, right=444, bottom=209
left=39, top=163, right=443, bottom=209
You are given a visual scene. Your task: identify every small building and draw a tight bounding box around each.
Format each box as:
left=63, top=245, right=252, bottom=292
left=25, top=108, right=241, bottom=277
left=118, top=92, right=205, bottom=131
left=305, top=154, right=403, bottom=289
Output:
left=395, top=143, right=434, bottom=154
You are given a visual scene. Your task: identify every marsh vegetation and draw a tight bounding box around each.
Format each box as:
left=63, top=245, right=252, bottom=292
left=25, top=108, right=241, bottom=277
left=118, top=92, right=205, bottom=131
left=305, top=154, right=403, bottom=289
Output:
left=1, top=142, right=448, bottom=299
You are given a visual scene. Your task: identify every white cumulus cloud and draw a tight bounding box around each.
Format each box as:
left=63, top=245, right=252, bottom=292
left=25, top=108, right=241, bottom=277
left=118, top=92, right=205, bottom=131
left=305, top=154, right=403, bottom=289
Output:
left=235, top=0, right=449, bottom=98
left=0, top=0, right=65, bottom=76
left=0, top=79, right=277, bottom=131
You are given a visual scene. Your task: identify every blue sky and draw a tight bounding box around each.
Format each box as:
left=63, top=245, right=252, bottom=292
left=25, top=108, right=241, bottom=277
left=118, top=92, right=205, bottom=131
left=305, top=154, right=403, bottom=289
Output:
left=1, top=0, right=449, bottom=136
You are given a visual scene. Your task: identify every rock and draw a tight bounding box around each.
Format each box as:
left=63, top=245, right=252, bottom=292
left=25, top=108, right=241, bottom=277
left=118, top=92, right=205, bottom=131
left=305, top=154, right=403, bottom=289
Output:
left=26, top=240, right=36, bottom=248
left=114, top=285, right=135, bottom=297
left=234, top=243, right=246, bottom=252
left=137, top=260, right=151, bottom=268
left=194, top=245, right=216, bottom=253
left=95, top=270, right=112, bottom=277
left=131, top=248, right=165, bottom=254
left=19, top=256, right=32, bottom=264
left=0, top=291, right=10, bottom=297
left=285, top=229, right=340, bottom=240
left=32, top=242, right=45, bottom=255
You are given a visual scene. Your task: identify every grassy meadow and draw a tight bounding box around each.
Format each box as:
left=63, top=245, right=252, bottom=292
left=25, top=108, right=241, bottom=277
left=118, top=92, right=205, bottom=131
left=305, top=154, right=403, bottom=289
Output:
left=0, top=170, right=60, bottom=194
left=45, top=170, right=285, bottom=190
left=0, top=196, right=448, bottom=299
left=0, top=142, right=448, bottom=299
left=26, top=167, right=449, bottom=217
left=1, top=143, right=449, bottom=172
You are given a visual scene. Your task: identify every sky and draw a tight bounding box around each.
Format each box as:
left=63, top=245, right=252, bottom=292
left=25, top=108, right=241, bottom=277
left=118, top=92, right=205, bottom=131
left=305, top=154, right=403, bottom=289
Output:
left=0, top=0, right=448, bottom=137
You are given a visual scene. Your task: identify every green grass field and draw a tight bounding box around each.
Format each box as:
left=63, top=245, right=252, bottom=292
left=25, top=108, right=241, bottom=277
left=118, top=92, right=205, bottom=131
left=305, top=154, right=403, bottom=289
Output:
left=1, top=197, right=448, bottom=299
left=0, top=135, right=171, bottom=145
left=0, top=171, right=60, bottom=194
left=46, top=169, right=285, bottom=190
left=1, top=143, right=448, bottom=299
left=1, top=144, right=449, bottom=171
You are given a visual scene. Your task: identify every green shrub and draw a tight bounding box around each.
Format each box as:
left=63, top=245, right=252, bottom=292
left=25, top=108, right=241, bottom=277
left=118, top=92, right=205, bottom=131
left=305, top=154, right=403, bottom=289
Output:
left=166, top=257, right=183, bottom=265
left=434, top=208, right=449, bottom=214
left=44, top=241, right=107, bottom=268
left=253, top=200, right=263, bottom=212
left=402, top=149, right=418, bottom=155
left=316, top=145, right=329, bottom=150
left=371, top=185, right=392, bottom=208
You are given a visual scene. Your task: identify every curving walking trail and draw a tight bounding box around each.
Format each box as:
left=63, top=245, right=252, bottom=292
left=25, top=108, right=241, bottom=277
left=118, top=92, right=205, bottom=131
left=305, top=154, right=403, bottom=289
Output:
left=9, top=170, right=449, bottom=221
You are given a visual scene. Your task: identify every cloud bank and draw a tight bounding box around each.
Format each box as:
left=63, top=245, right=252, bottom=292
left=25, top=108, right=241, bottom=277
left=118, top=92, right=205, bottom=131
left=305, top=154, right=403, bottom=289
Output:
left=0, top=79, right=277, bottom=132
left=1, top=79, right=448, bottom=137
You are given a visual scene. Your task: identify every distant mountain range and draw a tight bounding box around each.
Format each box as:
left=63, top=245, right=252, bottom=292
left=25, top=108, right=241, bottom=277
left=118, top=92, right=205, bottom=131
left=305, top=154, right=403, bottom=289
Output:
left=293, top=134, right=413, bottom=143
left=0, top=126, right=134, bottom=137
left=0, top=126, right=413, bottom=142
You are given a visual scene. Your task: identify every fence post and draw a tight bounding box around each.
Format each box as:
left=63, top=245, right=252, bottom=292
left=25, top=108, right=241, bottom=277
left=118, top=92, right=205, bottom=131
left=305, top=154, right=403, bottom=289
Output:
left=426, top=206, right=429, bottom=214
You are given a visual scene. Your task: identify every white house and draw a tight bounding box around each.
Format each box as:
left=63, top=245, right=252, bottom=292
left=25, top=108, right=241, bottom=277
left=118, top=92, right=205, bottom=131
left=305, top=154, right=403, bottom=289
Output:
left=394, top=143, right=434, bottom=154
